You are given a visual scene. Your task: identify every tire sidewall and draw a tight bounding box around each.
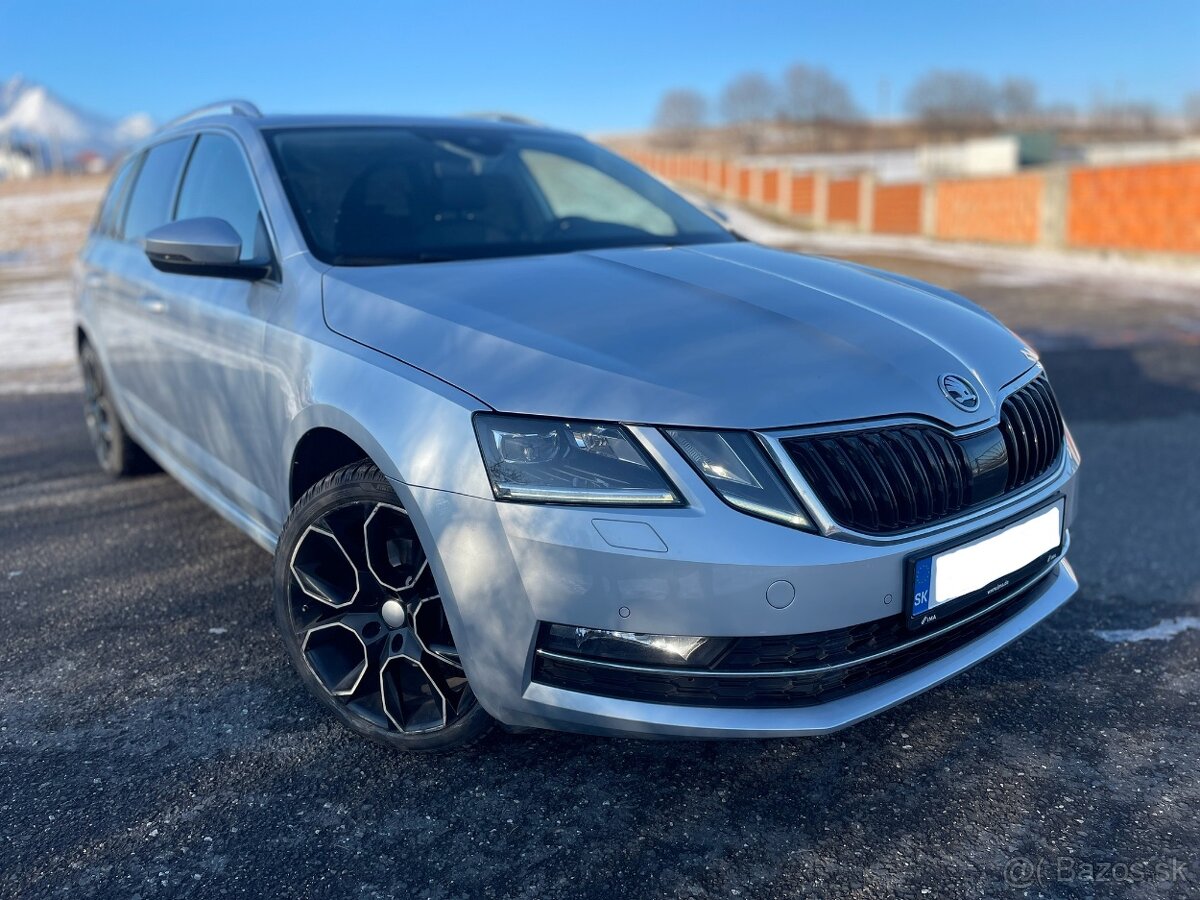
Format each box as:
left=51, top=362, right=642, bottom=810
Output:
left=79, top=342, right=127, bottom=477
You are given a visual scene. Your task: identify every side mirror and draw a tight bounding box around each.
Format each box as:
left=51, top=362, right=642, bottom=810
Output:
left=144, top=218, right=270, bottom=280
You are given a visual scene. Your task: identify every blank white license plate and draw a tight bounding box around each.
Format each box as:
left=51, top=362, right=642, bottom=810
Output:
left=908, top=499, right=1064, bottom=628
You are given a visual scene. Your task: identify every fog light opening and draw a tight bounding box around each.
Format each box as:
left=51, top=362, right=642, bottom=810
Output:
left=541, top=623, right=731, bottom=668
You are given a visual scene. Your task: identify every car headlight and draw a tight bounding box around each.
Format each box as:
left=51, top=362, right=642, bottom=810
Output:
left=474, top=414, right=682, bottom=505
left=663, top=428, right=814, bottom=530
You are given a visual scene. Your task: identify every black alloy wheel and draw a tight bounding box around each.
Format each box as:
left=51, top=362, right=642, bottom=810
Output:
left=79, top=341, right=153, bottom=477
left=274, top=462, right=492, bottom=751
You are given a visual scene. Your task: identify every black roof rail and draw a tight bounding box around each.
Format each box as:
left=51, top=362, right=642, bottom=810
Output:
left=161, top=99, right=262, bottom=131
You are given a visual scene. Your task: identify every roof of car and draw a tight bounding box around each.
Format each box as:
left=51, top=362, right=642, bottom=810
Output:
left=256, top=113, right=556, bottom=130
left=161, top=111, right=567, bottom=138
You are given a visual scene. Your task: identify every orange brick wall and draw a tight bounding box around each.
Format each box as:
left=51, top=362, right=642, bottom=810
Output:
left=707, top=159, right=723, bottom=192
left=935, top=173, right=1042, bottom=244
left=737, top=166, right=751, bottom=199
left=621, top=149, right=1200, bottom=256
left=760, top=169, right=779, bottom=205
left=1068, top=161, right=1200, bottom=254
left=828, top=178, right=860, bottom=223
left=872, top=183, right=923, bottom=235
left=790, top=174, right=815, bottom=215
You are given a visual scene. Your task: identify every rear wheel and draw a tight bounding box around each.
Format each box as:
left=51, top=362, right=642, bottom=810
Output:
left=79, top=341, right=153, bottom=477
left=273, top=461, right=493, bottom=752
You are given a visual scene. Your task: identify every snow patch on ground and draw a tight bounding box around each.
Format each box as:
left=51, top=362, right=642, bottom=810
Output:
left=0, top=179, right=101, bottom=393
left=1093, top=617, right=1200, bottom=643
left=0, top=186, right=106, bottom=212
left=0, top=270, right=80, bottom=393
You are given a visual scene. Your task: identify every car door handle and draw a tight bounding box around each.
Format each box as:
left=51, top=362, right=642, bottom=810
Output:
left=138, top=294, right=167, bottom=314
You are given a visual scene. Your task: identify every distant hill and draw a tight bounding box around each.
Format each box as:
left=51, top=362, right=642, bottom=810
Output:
left=0, top=75, right=154, bottom=165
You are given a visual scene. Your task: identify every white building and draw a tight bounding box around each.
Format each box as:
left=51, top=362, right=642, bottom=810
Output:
left=0, top=143, right=36, bottom=181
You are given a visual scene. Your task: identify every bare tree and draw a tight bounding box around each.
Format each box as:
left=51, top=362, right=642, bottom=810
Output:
left=719, top=72, right=777, bottom=124
left=906, top=70, right=997, bottom=133
left=653, top=88, right=708, bottom=147
left=1092, top=98, right=1161, bottom=133
left=718, top=72, right=777, bottom=152
left=780, top=64, right=859, bottom=122
left=1040, top=102, right=1078, bottom=128
left=998, top=77, right=1038, bottom=123
left=1186, top=92, right=1200, bottom=133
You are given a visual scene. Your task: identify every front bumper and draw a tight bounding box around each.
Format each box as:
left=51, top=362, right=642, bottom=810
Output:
left=391, top=432, right=1080, bottom=739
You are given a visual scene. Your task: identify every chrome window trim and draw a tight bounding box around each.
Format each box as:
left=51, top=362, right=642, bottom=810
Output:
left=755, top=365, right=1070, bottom=544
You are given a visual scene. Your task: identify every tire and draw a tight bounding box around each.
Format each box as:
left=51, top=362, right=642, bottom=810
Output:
left=79, top=341, right=154, bottom=477
left=273, top=461, right=494, bottom=752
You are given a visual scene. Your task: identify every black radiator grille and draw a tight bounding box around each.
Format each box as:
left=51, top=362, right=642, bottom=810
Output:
left=781, top=376, right=1064, bottom=535
left=998, top=376, right=1064, bottom=491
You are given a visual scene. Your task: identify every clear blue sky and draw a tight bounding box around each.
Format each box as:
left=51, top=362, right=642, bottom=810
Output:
left=1, top=0, right=1196, bottom=131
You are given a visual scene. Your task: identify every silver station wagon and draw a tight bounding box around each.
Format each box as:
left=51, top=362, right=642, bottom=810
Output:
left=75, top=101, right=1080, bottom=751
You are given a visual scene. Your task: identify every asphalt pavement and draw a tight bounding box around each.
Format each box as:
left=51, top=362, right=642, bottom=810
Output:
left=1, top=252, right=1198, bottom=899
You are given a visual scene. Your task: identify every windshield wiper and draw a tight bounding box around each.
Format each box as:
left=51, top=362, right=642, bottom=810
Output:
left=333, top=252, right=459, bottom=266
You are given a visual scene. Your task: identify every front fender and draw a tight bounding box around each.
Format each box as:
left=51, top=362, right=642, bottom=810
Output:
left=278, top=341, right=495, bottom=515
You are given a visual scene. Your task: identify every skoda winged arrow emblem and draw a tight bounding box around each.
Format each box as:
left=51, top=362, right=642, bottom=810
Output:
left=939, top=374, right=980, bottom=412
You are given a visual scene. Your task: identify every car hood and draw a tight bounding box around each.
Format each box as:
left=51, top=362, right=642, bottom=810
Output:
left=321, top=242, right=1035, bottom=429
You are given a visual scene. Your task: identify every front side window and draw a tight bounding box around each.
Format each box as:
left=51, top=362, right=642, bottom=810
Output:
left=121, top=137, right=192, bottom=243
left=265, top=126, right=733, bottom=266
left=175, top=134, right=267, bottom=261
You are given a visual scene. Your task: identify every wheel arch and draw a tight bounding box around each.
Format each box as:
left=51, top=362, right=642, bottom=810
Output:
left=76, top=323, right=105, bottom=360
left=286, top=408, right=403, bottom=507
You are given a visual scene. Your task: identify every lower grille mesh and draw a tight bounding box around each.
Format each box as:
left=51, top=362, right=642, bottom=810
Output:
left=534, top=579, right=1047, bottom=708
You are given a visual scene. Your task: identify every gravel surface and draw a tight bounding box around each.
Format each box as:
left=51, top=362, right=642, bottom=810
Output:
left=1, top=250, right=1199, bottom=899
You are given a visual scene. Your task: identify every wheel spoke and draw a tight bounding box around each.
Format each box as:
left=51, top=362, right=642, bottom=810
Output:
left=96, top=409, right=112, bottom=442
left=364, top=502, right=428, bottom=593
left=82, top=354, right=102, bottom=394
left=292, top=602, right=340, bottom=637
left=301, top=621, right=369, bottom=697
left=379, top=651, right=448, bottom=733
left=319, top=504, right=371, bottom=571
left=80, top=353, right=114, bottom=460
left=410, top=596, right=463, bottom=669
left=419, top=651, right=471, bottom=718
left=425, top=642, right=460, bottom=666
left=290, top=524, right=360, bottom=609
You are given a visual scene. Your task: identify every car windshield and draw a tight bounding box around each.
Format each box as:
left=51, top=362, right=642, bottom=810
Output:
left=264, top=125, right=735, bottom=266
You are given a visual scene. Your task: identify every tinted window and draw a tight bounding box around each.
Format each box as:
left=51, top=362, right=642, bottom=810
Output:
left=175, top=134, right=266, bottom=261
left=94, top=156, right=137, bottom=237
left=121, top=137, right=191, bottom=243
left=265, top=126, right=732, bottom=266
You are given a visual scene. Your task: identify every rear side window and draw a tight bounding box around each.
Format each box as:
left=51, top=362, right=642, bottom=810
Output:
left=121, top=137, right=192, bottom=243
left=93, top=156, right=137, bottom=238
left=175, top=134, right=267, bottom=261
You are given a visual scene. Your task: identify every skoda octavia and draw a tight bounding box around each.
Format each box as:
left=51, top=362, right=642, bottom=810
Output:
left=75, top=102, right=1080, bottom=751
